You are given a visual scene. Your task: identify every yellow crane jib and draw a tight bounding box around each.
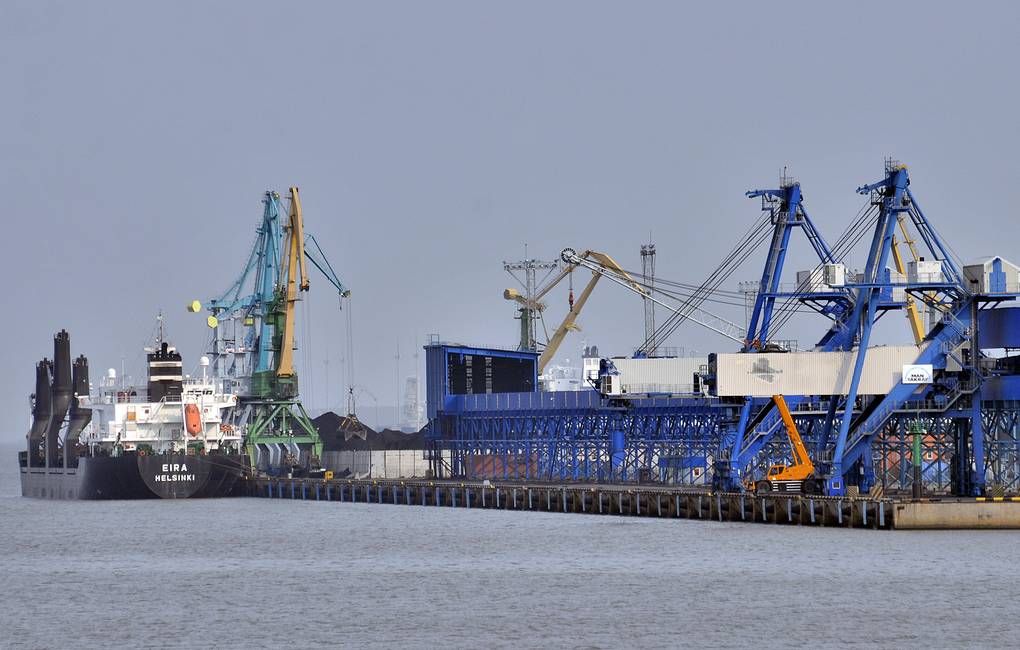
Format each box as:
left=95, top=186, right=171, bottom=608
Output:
left=502, top=248, right=647, bottom=374
left=277, top=187, right=307, bottom=379
left=537, top=249, right=646, bottom=374
left=890, top=228, right=926, bottom=345
left=503, top=287, right=545, bottom=311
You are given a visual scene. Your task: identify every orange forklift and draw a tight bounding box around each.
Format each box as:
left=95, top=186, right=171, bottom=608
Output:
left=747, top=395, right=823, bottom=495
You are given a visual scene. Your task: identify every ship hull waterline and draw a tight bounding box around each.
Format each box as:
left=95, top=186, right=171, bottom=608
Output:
left=19, top=452, right=248, bottom=500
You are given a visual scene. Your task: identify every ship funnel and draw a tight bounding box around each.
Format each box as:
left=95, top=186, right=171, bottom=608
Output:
left=27, top=358, right=53, bottom=467
left=45, top=330, right=73, bottom=467
left=64, top=354, right=92, bottom=466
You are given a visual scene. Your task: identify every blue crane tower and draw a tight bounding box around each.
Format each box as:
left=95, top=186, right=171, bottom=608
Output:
left=720, top=161, right=1001, bottom=496
left=714, top=172, right=855, bottom=492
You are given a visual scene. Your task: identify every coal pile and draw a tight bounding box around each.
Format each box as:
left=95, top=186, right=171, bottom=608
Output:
left=313, top=411, right=427, bottom=451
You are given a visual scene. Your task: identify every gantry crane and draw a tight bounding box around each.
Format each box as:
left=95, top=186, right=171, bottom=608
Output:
left=728, top=163, right=977, bottom=496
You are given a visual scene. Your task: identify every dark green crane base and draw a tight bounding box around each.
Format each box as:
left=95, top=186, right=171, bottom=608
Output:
left=241, top=398, right=322, bottom=470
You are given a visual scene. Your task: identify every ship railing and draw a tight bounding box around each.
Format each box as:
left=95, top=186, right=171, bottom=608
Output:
left=85, top=381, right=236, bottom=406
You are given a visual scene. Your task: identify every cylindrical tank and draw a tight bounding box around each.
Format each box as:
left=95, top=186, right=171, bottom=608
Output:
left=611, top=429, right=626, bottom=471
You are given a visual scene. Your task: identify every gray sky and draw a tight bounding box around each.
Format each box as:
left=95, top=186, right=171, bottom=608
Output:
left=2, top=1, right=1019, bottom=434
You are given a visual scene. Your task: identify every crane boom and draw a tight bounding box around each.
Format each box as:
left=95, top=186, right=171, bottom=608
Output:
left=276, top=187, right=308, bottom=378
left=890, top=230, right=926, bottom=345
left=773, top=394, right=814, bottom=476
left=561, top=248, right=746, bottom=345
left=538, top=271, right=599, bottom=373
left=533, top=249, right=647, bottom=373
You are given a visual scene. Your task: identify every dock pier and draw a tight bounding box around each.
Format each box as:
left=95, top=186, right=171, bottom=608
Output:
left=244, top=477, right=904, bottom=529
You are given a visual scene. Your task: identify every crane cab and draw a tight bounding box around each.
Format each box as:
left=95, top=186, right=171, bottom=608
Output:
left=755, top=462, right=820, bottom=494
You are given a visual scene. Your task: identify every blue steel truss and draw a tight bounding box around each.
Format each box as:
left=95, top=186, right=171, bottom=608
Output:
left=426, top=394, right=1020, bottom=496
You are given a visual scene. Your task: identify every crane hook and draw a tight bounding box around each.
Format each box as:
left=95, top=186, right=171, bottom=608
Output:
left=568, top=270, right=575, bottom=310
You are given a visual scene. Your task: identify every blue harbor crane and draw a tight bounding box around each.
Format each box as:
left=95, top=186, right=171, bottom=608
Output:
left=716, top=173, right=855, bottom=493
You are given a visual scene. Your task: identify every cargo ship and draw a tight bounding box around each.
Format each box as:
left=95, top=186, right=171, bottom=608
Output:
left=19, top=327, right=249, bottom=499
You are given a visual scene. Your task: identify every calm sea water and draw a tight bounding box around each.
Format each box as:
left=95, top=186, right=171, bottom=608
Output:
left=2, top=441, right=1018, bottom=649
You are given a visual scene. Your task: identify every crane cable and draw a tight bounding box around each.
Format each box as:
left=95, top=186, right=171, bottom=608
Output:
left=643, top=212, right=770, bottom=345
left=641, top=212, right=773, bottom=350
left=765, top=203, right=877, bottom=339
left=649, top=220, right=773, bottom=347
left=344, top=296, right=356, bottom=415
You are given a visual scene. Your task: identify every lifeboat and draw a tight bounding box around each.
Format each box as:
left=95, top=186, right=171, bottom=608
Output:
left=184, top=403, right=202, bottom=436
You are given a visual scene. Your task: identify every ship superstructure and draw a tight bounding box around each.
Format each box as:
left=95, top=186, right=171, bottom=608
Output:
left=81, top=341, right=243, bottom=458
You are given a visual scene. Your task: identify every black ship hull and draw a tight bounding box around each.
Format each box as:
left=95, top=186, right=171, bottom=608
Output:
left=20, top=452, right=248, bottom=500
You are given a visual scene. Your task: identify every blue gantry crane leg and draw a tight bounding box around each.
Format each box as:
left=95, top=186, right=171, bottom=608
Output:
left=825, top=166, right=911, bottom=493
left=824, top=162, right=976, bottom=495
left=721, top=175, right=852, bottom=492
